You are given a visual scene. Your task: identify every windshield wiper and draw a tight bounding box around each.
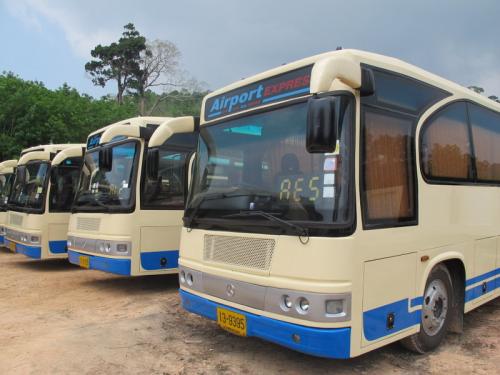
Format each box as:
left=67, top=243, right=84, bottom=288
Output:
left=222, top=210, right=309, bottom=242
left=183, top=189, right=273, bottom=228
left=75, top=191, right=110, bottom=211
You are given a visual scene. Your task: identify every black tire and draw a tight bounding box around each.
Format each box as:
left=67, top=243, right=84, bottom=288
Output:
left=401, top=264, right=453, bottom=354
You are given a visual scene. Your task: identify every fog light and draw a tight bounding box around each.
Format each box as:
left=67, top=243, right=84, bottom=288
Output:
left=116, top=243, right=128, bottom=253
left=297, top=297, right=310, bottom=313
left=281, top=295, right=293, bottom=310
left=179, top=270, right=186, bottom=283
left=186, top=273, right=193, bottom=286
left=326, top=299, right=345, bottom=315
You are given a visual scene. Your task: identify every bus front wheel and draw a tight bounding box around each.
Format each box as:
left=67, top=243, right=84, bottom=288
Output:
left=401, top=264, right=453, bottom=354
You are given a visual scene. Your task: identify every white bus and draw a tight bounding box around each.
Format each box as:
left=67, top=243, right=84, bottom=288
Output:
left=163, top=49, right=499, bottom=358
left=67, top=117, right=196, bottom=276
left=5, top=144, right=84, bottom=259
left=0, top=159, right=17, bottom=247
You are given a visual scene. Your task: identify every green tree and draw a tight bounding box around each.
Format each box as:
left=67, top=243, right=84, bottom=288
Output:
left=85, top=23, right=146, bottom=104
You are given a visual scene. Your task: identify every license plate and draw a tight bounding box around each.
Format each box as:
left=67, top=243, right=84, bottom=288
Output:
left=217, top=307, right=247, bottom=336
left=9, top=242, right=16, bottom=252
left=79, top=255, right=90, bottom=269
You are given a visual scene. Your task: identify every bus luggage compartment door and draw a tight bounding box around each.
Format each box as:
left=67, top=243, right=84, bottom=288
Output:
left=362, top=253, right=418, bottom=347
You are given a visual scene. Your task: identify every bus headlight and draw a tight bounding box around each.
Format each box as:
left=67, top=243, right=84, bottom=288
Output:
left=297, top=297, right=310, bottom=313
left=281, top=295, right=293, bottom=310
left=21, top=234, right=28, bottom=243
left=325, top=299, right=346, bottom=316
left=179, top=270, right=186, bottom=284
left=30, top=236, right=40, bottom=244
left=104, top=243, right=111, bottom=253
left=186, top=273, right=194, bottom=286
left=0, top=226, right=5, bottom=235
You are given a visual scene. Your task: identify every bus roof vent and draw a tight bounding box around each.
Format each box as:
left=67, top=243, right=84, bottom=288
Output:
left=203, top=235, right=275, bottom=272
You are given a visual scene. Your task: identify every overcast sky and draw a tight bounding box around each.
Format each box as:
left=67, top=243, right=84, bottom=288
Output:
left=1, top=0, right=499, bottom=98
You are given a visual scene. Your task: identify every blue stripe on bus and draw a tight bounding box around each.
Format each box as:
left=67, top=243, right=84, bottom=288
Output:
left=140, top=250, right=179, bottom=270
left=49, top=240, right=67, bottom=254
left=15, top=243, right=42, bottom=259
left=465, top=268, right=500, bottom=287
left=363, top=298, right=421, bottom=341
left=0, top=235, right=4, bottom=246
left=67, top=250, right=131, bottom=276
left=410, top=296, right=423, bottom=307
left=363, top=267, right=499, bottom=341
left=180, top=289, right=351, bottom=359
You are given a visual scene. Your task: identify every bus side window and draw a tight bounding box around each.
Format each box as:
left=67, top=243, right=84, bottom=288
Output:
left=468, top=104, right=500, bottom=183
left=361, top=109, right=416, bottom=228
left=142, top=150, right=189, bottom=210
left=420, top=102, right=472, bottom=182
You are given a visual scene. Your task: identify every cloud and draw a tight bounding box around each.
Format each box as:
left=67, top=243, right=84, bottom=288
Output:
left=3, top=0, right=500, bottom=94
left=4, top=0, right=117, bottom=59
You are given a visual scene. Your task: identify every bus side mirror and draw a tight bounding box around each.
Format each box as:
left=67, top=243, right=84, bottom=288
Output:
left=147, top=148, right=159, bottom=180
left=306, top=96, right=338, bottom=153
left=99, top=147, right=113, bottom=172
left=16, top=166, right=26, bottom=184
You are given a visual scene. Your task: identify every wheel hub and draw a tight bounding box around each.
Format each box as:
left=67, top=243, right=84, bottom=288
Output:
left=422, top=279, right=448, bottom=336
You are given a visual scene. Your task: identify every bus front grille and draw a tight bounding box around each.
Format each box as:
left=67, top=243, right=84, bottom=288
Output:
left=77, top=217, right=101, bottom=231
left=203, top=235, right=275, bottom=271
left=9, top=214, right=23, bottom=227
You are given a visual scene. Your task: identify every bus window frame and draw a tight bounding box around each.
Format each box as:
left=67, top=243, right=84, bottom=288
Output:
left=73, top=138, right=141, bottom=214
left=185, top=93, right=358, bottom=238
left=359, top=65, right=452, bottom=230
left=419, top=99, right=500, bottom=187
left=8, top=160, right=51, bottom=215
left=140, top=144, right=196, bottom=211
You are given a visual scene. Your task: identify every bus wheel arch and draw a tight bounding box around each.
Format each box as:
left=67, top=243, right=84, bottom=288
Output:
left=403, top=258, right=464, bottom=354
left=421, top=255, right=466, bottom=334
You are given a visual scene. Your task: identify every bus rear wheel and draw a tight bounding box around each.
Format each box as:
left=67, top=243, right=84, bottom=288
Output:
left=401, top=264, right=453, bottom=354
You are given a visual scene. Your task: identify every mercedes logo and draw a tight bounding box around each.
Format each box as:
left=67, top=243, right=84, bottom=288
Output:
left=226, top=283, right=235, bottom=297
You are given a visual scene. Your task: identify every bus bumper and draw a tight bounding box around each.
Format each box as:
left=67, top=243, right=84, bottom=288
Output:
left=179, top=289, right=351, bottom=359
left=11, top=241, right=42, bottom=259
left=68, top=250, right=131, bottom=276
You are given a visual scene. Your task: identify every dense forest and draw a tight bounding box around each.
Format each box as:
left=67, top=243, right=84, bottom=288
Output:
left=0, top=72, right=206, bottom=160
left=0, top=23, right=206, bottom=160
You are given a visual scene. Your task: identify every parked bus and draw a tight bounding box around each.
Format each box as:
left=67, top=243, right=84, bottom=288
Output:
left=5, top=144, right=84, bottom=259
left=0, top=159, right=17, bottom=247
left=67, top=117, right=196, bottom=276
left=158, top=49, right=500, bottom=358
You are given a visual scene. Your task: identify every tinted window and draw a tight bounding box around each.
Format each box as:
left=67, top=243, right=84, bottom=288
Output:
left=421, top=102, right=472, bottom=181
left=142, top=149, right=190, bottom=209
left=362, top=109, right=416, bottom=224
left=469, top=104, right=500, bottom=182
left=370, top=69, right=450, bottom=114
left=49, top=158, right=82, bottom=212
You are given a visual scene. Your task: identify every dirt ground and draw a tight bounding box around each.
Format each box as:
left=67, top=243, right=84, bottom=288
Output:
left=0, top=248, right=498, bottom=375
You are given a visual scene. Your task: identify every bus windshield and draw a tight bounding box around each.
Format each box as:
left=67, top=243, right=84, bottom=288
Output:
left=0, top=173, right=15, bottom=211
left=9, top=162, right=50, bottom=212
left=74, top=141, right=139, bottom=212
left=186, top=100, right=355, bottom=236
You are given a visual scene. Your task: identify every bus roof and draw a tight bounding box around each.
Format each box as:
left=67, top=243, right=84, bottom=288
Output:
left=21, top=144, right=84, bottom=156
left=87, top=116, right=172, bottom=138
left=201, top=49, right=500, bottom=124
left=0, top=159, right=17, bottom=174
left=18, top=144, right=85, bottom=165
